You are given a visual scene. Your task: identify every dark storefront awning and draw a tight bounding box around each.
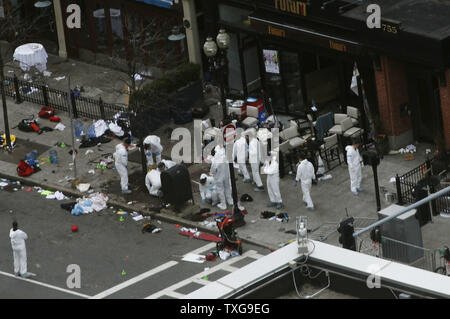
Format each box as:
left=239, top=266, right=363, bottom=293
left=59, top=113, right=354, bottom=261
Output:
left=135, top=0, right=175, bottom=9
left=249, top=11, right=364, bottom=55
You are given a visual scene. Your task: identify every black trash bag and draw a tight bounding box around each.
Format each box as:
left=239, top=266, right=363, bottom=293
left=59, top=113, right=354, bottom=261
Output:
left=240, top=194, right=253, bottom=202
left=142, top=223, right=157, bottom=233
left=260, top=211, right=276, bottom=219
left=61, top=202, right=77, bottom=212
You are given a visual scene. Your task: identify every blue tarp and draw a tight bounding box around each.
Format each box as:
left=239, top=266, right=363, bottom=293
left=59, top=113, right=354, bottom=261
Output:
left=135, top=0, right=174, bottom=9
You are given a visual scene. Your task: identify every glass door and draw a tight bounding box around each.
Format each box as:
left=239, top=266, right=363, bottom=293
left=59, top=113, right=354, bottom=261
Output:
left=263, top=49, right=285, bottom=113
left=280, top=51, right=304, bottom=114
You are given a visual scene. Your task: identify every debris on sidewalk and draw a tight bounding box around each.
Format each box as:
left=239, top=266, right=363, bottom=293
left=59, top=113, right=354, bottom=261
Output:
left=70, top=192, right=108, bottom=216
left=142, top=222, right=161, bottom=234
left=179, top=228, right=221, bottom=242
left=182, top=253, right=206, bottom=264
left=54, top=123, right=65, bottom=131
left=45, top=191, right=67, bottom=200
left=318, top=174, right=332, bottom=181
left=76, top=183, right=91, bottom=193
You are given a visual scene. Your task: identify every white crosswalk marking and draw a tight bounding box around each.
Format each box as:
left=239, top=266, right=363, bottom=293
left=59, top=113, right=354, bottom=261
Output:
left=90, top=261, right=178, bottom=299
left=145, top=250, right=261, bottom=299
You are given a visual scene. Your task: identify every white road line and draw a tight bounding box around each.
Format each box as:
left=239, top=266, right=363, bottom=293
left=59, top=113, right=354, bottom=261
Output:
left=164, top=291, right=186, bottom=299
left=90, top=261, right=178, bottom=299
left=192, top=278, right=212, bottom=286
left=0, top=270, right=91, bottom=299
left=221, top=265, right=239, bottom=272
left=185, top=242, right=217, bottom=256
left=146, top=250, right=259, bottom=299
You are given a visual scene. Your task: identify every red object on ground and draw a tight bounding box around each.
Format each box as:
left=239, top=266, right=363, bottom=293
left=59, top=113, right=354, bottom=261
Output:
left=50, top=116, right=61, bottom=122
left=175, top=224, right=181, bottom=228
left=72, top=225, right=78, bottom=232
left=205, top=253, right=216, bottom=262
left=38, top=106, right=55, bottom=119
left=29, top=122, right=40, bottom=133
left=179, top=231, right=221, bottom=243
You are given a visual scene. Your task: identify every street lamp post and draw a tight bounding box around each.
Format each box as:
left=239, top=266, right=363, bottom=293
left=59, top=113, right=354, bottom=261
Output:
left=203, top=29, right=244, bottom=227
left=203, top=29, right=230, bottom=120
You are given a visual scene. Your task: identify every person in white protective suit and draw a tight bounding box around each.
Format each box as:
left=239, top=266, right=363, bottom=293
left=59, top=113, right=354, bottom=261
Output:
left=145, top=162, right=167, bottom=197
left=232, top=133, right=251, bottom=183
left=263, top=152, right=283, bottom=209
left=199, top=173, right=218, bottom=206
left=246, top=128, right=264, bottom=192
left=114, top=138, right=132, bottom=194
left=210, top=145, right=233, bottom=210
left=346, top=140, right=363, bottom=195
left=10, top=221, right=31, bottom=278
left=143, top=135, right=163, bottom=168
left=294, top=153, right=316, bottom=210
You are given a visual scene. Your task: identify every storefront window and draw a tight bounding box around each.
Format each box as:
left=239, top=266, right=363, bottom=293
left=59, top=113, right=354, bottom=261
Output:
left=218, top=4, right=252, bottom=30
left=227, top=33, right=243, bottom=94
left=265, top=73, right=286, bottom=113
left=93, top=3, right=110, bottom=54
left=281, top=51, right=304, bottom=114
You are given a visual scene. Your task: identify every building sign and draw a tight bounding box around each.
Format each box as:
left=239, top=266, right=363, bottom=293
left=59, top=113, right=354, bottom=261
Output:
left=263, top=49, right=280, bottom=74
left=329, top=40, right=347, bottom=52
left=268, top=25, right=286, bottom=38
left=274, top=0, right=307, bottom=16
left=381, top=20, right=400, bottom=35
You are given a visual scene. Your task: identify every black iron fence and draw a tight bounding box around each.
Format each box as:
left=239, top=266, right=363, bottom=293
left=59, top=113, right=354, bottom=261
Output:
left=395, top=158, right=433, bottom=205
left=3, top=75, right=127, bottom=120
left=395, top=156, right=450, bottom=217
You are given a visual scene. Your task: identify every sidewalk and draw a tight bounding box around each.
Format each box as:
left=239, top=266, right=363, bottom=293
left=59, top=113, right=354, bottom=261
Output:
left=3, top=50, right=154, bottom=106
left=2, top=94, right=448, bottom=255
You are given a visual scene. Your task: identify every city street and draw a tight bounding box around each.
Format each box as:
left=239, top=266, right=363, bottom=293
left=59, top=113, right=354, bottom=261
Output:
left=0, top=189, right=267, bottom=299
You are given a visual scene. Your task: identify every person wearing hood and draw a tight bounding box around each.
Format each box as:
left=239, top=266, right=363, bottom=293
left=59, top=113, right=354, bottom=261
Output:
left=199, top=173, right=218, bottom=206
left=233, top=133, right=251, bottom=183
left=247, top=129, right=264, bottom=192
left=263, top=152, right=283, bottom=209
left=9, top=221, right=31, bottom=278
left=346, top=140, right=363, bottom=195
left=294, top=153, right=316, bottom=210
left=114, top=137, right=132, bottom=194
left=143, top=135, right=163, bottom=169
left=145, top=162, right=167, bottom=197
left=210, top=145, right=233, bottom=210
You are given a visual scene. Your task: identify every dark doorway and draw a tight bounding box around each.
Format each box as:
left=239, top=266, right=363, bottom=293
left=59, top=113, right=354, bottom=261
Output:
left=407, top=69, right=443, bottom=144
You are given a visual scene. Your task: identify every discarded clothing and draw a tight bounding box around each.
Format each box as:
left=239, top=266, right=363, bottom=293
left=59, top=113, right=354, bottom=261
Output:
left=46, top=191, right=67, bottom=200
left=260, top=211, right=276, bottom=219
left=71, top=193, right=108, bottom=215
left=61, top=202, right=77, bottom=212
left=79, top=136, right=112, bottom=148
left=315, top=112, right=334, bottom=141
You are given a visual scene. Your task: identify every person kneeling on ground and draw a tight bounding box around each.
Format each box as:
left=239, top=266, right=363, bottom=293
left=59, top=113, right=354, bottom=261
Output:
left=199, top=173, right=218, bottom=206
left=145, top=162, right=166, bottom=197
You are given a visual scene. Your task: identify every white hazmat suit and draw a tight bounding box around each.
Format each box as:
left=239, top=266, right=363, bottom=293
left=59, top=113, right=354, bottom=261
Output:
left=263, top=156, right=282, bottom=205
left=210, top=146, right=233, bottom=210
left=113, top=143, right=129, bottom=192
left=249, top=136, right=264, bottom=188
left=232, top=136, right=250, bottom=181
left=296, top=159, right=316, bottom=209
left=144, top=135, right=163, bottom=167
left=346, top=145, right=362, bottom=194
left=10, top=228, right=28, bottom=276
left=199, top=173, right=218, bottom=205
left=145, top=168, right=162, bottom=196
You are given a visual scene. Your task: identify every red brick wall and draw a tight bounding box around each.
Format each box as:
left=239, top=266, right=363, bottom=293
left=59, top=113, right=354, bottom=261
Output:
left=439, top=69, right=450, bottom=150
left=373, top=56, right=411, bottom=136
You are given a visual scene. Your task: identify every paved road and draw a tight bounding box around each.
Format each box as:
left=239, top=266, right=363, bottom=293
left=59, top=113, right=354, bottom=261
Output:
left=0, top=188, right=267, bottom=299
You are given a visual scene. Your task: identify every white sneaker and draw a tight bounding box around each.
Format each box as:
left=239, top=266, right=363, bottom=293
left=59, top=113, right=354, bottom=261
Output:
left=217, top=203, right=227, bottom=210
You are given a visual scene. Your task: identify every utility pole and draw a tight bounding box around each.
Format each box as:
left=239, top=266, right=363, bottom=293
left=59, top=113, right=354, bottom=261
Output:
left=0, top=54, right=12, bottom=149
left=67, top=76, right=77, bottom=179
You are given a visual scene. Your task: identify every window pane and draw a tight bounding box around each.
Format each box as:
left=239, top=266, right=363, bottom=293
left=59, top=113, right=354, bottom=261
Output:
left=281, top=51, right=304, bottom=114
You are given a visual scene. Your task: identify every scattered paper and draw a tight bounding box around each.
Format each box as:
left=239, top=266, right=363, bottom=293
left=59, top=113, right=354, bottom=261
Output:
left=55, top=123, right=66, bottom=131
left=0, top=182, right=8, bottom=187
left=55, top=76, right=66, bottom=81
left=76, top=183, right=90, bottom=192
left=132, top=215, right=143, bottom=221
left=182, top=253, right=205, bottom=264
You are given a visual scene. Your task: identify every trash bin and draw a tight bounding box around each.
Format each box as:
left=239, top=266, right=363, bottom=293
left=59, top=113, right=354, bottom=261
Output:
left=413, top=176, right=440, bottom=226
